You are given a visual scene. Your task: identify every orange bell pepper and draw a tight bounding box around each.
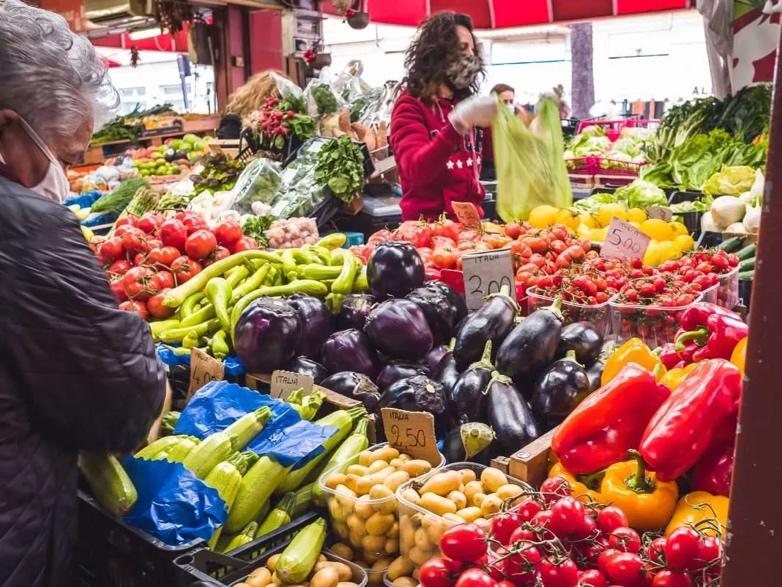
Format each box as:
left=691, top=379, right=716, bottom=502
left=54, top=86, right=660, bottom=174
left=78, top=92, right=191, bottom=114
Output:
left=730, top=336, right=747, bottom=376
left=548, top=462, right=603, bottom=505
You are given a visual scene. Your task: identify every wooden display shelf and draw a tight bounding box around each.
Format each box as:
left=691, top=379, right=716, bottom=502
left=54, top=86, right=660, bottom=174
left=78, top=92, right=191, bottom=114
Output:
left=490, top=427, right=557, bottom=487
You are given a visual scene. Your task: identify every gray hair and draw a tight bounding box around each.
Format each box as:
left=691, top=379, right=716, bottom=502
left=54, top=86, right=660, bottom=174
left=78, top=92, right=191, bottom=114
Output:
left=0, top=0, right=119, bottom=141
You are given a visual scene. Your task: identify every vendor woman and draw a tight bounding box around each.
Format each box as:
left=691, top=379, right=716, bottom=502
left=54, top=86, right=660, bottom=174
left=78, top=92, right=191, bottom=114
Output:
left=390, top=12, right=498, bottom=221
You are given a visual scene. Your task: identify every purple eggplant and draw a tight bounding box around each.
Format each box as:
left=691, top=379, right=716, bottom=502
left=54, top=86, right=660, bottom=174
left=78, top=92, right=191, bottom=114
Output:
left=235, top=297, right=301, bottom=373
left=320, top=371, right=380, bottom=411
left=376, top=362, right=428, bottom=392
left=424, top=281, right=468, bottom=326
left=367, top=242, right=425, bottom=299
left=364, top=299, right=433, bottom=361
left=321, top=329, right=379, bottom=379
left=286, top=356, right=328, bottom=384
left=406, top=284, right=460, bottom=345
left=495, top=300, right=563, bottom=382
left=530, top=351, right=591, bottom=431
left=487, top=371, right=541, bottom=455
left=336, top=294, right=376, bottom=331
left=448, top=341, right=493, bottom=425
left=379, top=374, right=449, bottom=434
left=557, top=321, right=603, bottom=366
left=423, top=345, right=448, bottom=375
left=286, top=294, right=332, bottom=360
left=437, top=350, right=460, bottom=393
left=453, top=291, right=517, bottom=371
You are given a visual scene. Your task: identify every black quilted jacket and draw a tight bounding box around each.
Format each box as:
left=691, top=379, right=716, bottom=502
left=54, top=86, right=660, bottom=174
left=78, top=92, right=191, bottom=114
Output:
left=0, top=177, right=166, bottom=586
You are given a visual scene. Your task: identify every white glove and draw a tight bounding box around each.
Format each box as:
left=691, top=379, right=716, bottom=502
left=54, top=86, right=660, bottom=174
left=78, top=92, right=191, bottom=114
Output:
left=449, top=96, right=499, bottom=134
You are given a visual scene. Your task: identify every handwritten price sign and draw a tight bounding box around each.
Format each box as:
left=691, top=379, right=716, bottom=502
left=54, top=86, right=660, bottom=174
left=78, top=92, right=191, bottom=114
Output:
left=451, top=201, right=482, bottom=230
left=380, top=408, right=440, bottom=465
left=461, top=248, right=516, bottom=311
left=270, top=370, right=314, bottom=399
left=647, top=206, right=673, bottom=222
left=601, top=217, right=651, bottom=261
left=187, top=348, right=224, bottom=401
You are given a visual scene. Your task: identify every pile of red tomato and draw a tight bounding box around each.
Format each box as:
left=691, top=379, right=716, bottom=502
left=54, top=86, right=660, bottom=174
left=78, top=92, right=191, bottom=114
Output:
left=91, top=210, right=256, bottom=320
left=420, top=476, right=721, bottom=587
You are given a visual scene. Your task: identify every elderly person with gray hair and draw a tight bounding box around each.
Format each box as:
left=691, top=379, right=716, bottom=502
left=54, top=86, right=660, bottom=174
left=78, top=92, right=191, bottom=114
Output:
left=0, top=2, right=166, bottom=584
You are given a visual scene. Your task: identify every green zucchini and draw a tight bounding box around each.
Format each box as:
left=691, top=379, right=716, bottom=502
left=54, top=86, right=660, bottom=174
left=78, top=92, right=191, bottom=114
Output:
left=312, top=417, right=369, bottom=506
left=135, top=434, right=193, bottom=459
left=255, top=492, right=295, bottom=538
left=223, top=456, right=291, bottom=534
left=718, top=236, right=744, bottom=252
left=78, top=452, right=137, bottom=516
left=222, top=521, right=259, bottom=553
left=736, top=243, right=757, bottom=261
left=166, top=437, right=200, bottom=463
left=738, top=257, right=755, bottom=272
left=206, top=452, right=255, bottom=550
left=738, top=270, right=755, bottom=280
left=275, top=518, right=327, bottom=584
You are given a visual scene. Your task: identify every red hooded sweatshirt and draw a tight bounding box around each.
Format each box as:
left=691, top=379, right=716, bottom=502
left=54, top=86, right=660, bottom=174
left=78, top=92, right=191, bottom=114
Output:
left=390, top=91, right=485, bottom=221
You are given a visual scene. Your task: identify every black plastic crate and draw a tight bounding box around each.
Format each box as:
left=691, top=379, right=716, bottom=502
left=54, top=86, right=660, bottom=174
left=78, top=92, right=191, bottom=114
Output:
left=697, top=231, right=724, bottom=249
left=174, top=513, right=337, bottom=587
left=679, top=211, right=703, bottom=239
left=75, top=491, right=205, bottom=587
left=739, top=278, right=752, bottom=310
left=669, top=190, right=703, bottom=204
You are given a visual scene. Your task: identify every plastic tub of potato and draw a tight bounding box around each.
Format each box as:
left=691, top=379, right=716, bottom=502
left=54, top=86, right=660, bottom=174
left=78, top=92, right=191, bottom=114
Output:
left=394, top=462, right=532, bottom=573
left=318, top=443, right=445, bottom=583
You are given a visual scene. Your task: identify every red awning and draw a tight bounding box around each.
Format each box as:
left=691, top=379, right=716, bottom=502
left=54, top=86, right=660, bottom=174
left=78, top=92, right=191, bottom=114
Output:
left=91, top=27, right=189, bottom=53
left=324, top=0, right=691, bottom=28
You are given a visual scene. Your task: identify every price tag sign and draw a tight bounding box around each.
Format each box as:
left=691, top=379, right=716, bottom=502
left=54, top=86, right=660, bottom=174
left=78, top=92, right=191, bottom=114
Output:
left=187, top=348, right=224, bottom=401
left=461, top=248, right=516, bottom=311
left=381, top=408, right=440, bottom=465
left=451, top=201, right=482, bottom=230
left=647, top=206, right=673, bottom=221
left=270, top=370, right=314, bottom=399
left=601, top=217, right=651, bottom=261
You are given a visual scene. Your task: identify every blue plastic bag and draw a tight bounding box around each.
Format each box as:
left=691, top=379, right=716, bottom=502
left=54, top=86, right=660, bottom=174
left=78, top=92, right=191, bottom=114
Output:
left=122, top=456, right=227, bottom=546
left=250, top=419, right=337, bottom=468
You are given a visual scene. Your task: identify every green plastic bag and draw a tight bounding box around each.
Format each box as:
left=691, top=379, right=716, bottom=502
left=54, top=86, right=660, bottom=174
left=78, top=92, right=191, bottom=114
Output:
left=492, top=97, right=572, bottom=221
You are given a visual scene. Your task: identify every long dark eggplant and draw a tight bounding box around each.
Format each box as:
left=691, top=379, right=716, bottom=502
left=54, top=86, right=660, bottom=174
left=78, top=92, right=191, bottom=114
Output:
left=453, top=291, right=517, bottom=371
left=495, top=300, right=563, bottom=382
left=448, top=340, right=494, bottom=425
left=320, top=371, right=381, bottom=411
left=557, top=321, right=603, bottom=366
left=286, top=356, right=328, bottom=384
left=443, top=423, right=495, bottom=464
left=376, top=362, right=428, bottom=392
left=530, top=351, right=591, bottom=431
left=437, top=346, right=460, bottom=393
left=586, top=360, right=605, bottom=393
left=487, top=372, right=541, bottom=455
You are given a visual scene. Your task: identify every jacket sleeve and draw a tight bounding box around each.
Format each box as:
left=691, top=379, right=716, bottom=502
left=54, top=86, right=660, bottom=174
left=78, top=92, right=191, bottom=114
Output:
left=390, top=96, right=462, bottom=187
left=0, top=208, right=166, bottom=453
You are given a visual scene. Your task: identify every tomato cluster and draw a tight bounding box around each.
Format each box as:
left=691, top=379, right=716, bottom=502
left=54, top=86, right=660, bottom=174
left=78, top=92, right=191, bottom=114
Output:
left=420, top=476, right=721, bottom=587
left=533, top=258, right=646, bottom=306
left=92, top=211, right=256, bottom=320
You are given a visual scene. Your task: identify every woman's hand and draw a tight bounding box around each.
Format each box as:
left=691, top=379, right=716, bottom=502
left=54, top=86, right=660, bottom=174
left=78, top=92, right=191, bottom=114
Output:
left=449, top=96, right=498, bottom=134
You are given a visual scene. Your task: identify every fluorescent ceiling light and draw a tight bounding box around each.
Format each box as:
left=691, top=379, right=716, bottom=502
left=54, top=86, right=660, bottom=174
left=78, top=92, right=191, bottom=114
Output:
left=129, top=26, right=161, bottom=40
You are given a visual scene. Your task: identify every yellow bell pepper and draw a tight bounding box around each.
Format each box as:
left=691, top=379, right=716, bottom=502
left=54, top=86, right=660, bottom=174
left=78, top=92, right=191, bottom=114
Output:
left=600, top=450, right=678, bottom=531
left=730, top=336, right=747, bottom=376
left=601, top=338, right=666, bottom=386
left=660, top=363, right=697, bottom=391
left=665, top=491, right=729, bottom=539
left=548, top=462, right=603, bottom=505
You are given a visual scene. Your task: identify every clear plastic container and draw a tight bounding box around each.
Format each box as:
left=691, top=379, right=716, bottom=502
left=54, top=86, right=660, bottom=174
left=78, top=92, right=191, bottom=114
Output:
left=610, top=294, right=703, bottom=348
left=395, top=462, right=532, bottom=571
left=319, top=443, right=444, bottom=571
left=527, top=287, right=615, bottom=338
left=701, top=267, right=739, bottom=309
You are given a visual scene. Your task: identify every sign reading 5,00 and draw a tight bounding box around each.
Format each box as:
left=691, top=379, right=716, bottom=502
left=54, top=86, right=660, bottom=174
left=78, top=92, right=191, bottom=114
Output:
left=601, top=217, right=651, bottom=261
left=461, top=249, right=516, bottom=311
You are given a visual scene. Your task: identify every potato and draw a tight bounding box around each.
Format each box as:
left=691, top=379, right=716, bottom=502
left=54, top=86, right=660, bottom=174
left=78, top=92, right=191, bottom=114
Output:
left=235, top=583, right=251, bottom=587
left=400, top=459, right=432, bottom=478
left=348, top=530, right=364, bottom=548
left=447, top=491, right=467, bottom=510
left=311, top=566, right=340, bottom=587
left=267, top=554, right=281, bottom=572
left=472, top=493, right=487, bottom=507
left=480, top=468, right=508, bottom=493
left=344, top=475, right=360, bottom=494
left=463, top=480, right=483, bottom=503
left=414, top=527, right=430, bottom=550
left=372, top=557, right=393, bottom=572
left=389, top=521, right=399, bottom=538
left=392, top=578, right=417, bottom=587
left=496, top=483, right=524, bottom=501
left=419, top=492, right=458, bottom=516
left=400, top=488, right=420, bottom=505
left=353, top=495, right=374, bottom=520
left=315, top=562, right=352, bottom=582
left=367, top=460, right=389, bottom=474
left=366, top=512, right=395, bottom=535
left=387, top=556, right=415, bottom=580
left=407, top=546, right=432, bottom=566
left=363, top=550, right=381, bottom=565
left=384, top=538, right=398, bottom=555
left=362, top=534, right=386, bottom=554
left=442, top=513, right=465, bottom=524
left=329, top=499, right=347, bottom=523
left=335, top=485, right=357, bottom=509
left=425, top=519, right=446, bottom=544
left=245, top=580, right=266, bottom=587
left=455, top=506, right=483, bottom=523
left=397, top=453, right=411, bottom=462
left=389, top=458, right=404, bottom=468
left=346, top=464, right=369, bottom=476
left=356, top=466, right=395, bottom=495
left=324, top=472, right=347, bottom=489
left=358, top=450, right=375, bottom=467
left=384, top=470, right=411, bottom=491
left=330, top=543, right=353, bottom=560
left=337, top=583, right=360, bottom=587
left=319, top=554, right=328, bottom=562
left=367, top=573, right=383, bottom=587
left=457, top=469, right=477, bottom=484
left=247, top=567, right=272, bottom=587
left=367, top=446, right=399, bottom=465
left=419, top=471, right=461, bottom=497
left=400, top=519, right=416, bottom=551
left=480, top=494, right=503, bottom=517
left=474, top=518, right=489, bottom=526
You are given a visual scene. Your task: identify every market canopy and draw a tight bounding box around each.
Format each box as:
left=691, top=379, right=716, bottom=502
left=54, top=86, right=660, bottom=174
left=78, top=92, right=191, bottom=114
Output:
left=324, top=0, right=692, bottom=28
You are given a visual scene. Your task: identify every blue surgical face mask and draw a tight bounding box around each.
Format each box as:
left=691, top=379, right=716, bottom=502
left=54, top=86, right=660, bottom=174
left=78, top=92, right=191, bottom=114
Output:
left=18, top=116, right=70, bottom=203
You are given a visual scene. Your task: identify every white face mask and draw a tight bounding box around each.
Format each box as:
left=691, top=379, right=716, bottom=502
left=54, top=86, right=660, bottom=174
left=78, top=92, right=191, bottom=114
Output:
left=17, top=117, right=71, bottom=203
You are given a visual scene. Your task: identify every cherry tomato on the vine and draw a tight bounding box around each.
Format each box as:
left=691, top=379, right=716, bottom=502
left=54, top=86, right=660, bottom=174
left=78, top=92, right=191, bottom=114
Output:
left=440, top=524, right=487, bottom=563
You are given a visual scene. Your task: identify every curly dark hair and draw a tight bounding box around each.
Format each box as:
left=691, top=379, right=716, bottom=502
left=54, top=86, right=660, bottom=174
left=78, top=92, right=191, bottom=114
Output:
left=403, top=12, right=485, bottom=103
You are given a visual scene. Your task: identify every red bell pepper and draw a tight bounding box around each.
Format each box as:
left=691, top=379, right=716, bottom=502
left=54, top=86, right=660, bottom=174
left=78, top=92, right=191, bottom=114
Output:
left=551, top=363, right=670, bottom=475
left=692, top=434, right=735, bottom=497
left=640, top=359, right=741, bottom=482
left=674, top=302, right=748, bottom=362
left=658, top=342, right=686, bottom=370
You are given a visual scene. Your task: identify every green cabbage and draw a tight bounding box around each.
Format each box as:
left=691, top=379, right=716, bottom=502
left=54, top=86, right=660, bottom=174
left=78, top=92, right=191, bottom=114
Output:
left=493, top=97, right=572, bottom=221
left=702, top=165, right=756, bottom=196
left=613, top=179, right=668, bottom=209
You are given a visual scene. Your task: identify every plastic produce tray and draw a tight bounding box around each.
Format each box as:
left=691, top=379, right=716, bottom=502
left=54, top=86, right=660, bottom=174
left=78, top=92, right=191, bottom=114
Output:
left=75, top=490, right=205, bottom=587
left=526, top=287, right=615, bottom=338
left=701, top=266, right=740, bottom=309
left=175, top=539, right=367, bottom=587
left=610, top=294, right=703, bottom=348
